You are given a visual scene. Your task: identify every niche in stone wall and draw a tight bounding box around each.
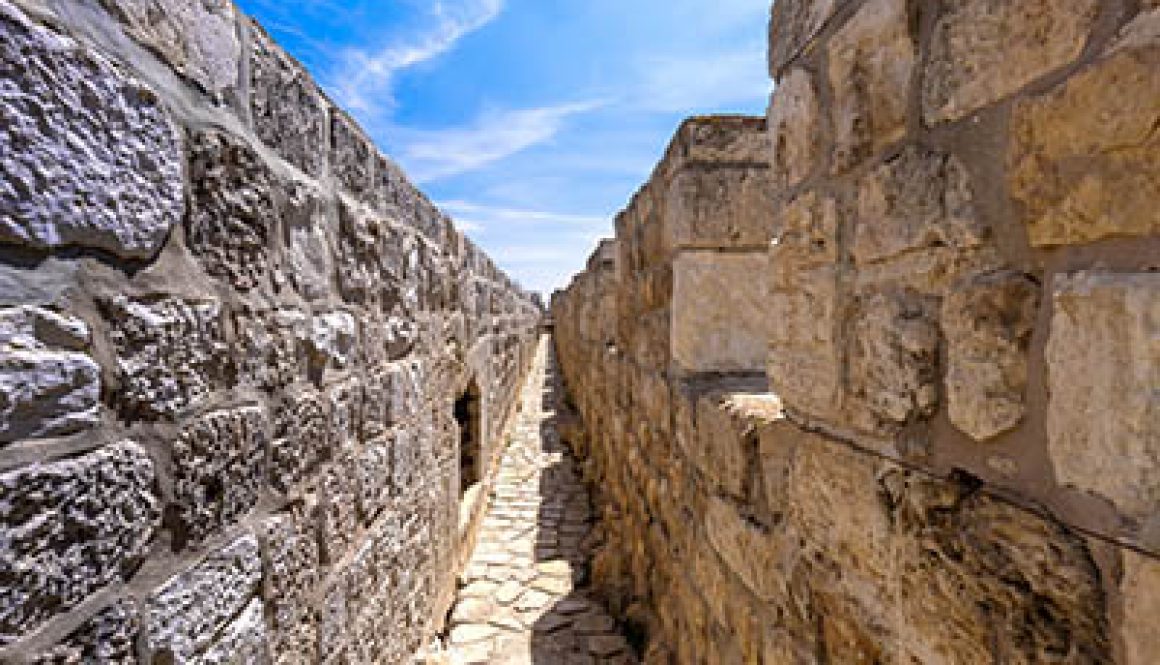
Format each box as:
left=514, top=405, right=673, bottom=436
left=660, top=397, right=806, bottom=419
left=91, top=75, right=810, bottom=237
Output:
left=455, top=379, right=483, bottom=498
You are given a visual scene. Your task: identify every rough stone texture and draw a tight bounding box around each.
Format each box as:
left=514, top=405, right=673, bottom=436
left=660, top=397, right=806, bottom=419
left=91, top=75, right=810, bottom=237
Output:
left=186, top=129, right=277, bottom=291
left=280, top=182, right=333, bottom=302
left=1009, top=27, right=1160, bottom=246
left=250, top=23, right=327, bottom=177
left=1047, top=272, right=1160, bottom=518
left=144, top=535, right=262, bottom=663
left=331, top=110, right=373, bottom=200
left=270, top=390, right=328, bottom=494
left=923, top=0, right=1099, bottom=123
left=943, top=271, right=1039, bottom=441
left=0, top=1, right=183, bottom=258
left=827, top=0, right=914, bottom=173
left=99, top=0, right=240, bottom=99
left=0, top=443, right=158, bottom=644
left=1122, top=551, right=1160, bottom=665
left=260, top=513, right=320, bottom=663
left=768, top=0, right=837, bottom=76
left=767, top=67, right=821, bottom=190
left=172, top=406, right=266, bottom=542
left=31, top=600, right=139, bottom=665
left=671, top=252, right=768, bottom=374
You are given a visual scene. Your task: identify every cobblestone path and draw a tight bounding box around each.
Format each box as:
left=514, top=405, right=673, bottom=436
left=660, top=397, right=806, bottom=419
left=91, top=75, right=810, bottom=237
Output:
left=441, top=336, right=636, bottom=664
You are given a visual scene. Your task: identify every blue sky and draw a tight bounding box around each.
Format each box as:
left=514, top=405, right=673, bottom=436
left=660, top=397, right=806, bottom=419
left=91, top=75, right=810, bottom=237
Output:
left=236, top=0, right=772, bottom=295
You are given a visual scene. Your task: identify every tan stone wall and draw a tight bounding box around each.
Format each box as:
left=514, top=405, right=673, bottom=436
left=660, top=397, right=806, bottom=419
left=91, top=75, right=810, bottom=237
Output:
left=0, top=0, right=540, bottom=661
left=554, top=1, right=1160, bottom=662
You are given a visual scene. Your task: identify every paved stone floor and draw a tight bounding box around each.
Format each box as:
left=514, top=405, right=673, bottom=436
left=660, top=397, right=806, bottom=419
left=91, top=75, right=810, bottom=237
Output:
left=440, top=336, right=636, bottom=664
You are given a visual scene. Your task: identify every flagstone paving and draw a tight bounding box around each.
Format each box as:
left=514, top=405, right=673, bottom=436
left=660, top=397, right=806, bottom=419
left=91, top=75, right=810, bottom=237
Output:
left=438, top=336, right=636, bottom=664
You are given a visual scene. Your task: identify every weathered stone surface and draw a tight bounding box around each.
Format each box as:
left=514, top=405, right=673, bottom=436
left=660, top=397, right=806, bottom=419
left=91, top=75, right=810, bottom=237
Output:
left=100, top=0, right=240, bottom=98
left=102, top=295, right=229, bottom=419
left=186, top=129, right=277, bottom=291
left=0, top=442, right=158, bottom=644
left=943, top=271, right=1040, bottom=441
left=331, top=110, right=373, bottom=200
left=306, top=311, right=358, bottom=374
left=767, top=68, right=821, bottom=191
left=848, top=291, right=939, bottom=431
left=270, top=390, right=328, bottom=494
left=172, top=406, right=266, bottom=543
left=237, top=307, right=305, bottom=392
left=1047, top=272, right=1160, bottom=517
left=827, top=0, right=914, bottom=173
left=260, top=512, right=320, bottom=663
left=685, top=391, right=781, bottom=498
left=671, top=252, right=768, bottom=374
left=1010, top=30, right=1160, bottom=246
left=280, top=182, right=333, bottom=302
left=1122, top=551, right=1160, bottom=665
left=318, top=458, right=360, bottom=564
left=145, top=535, right=262, bottom=662
left=250, top=23, right=327, bottom=177
left=0, top=306, right=100, bottom=443
left=32, top=600, right=139, bottom=664
left=923, top=0, right=1099, bottom=123
left=665, top=168, right=775, bottom=249
left=198, top=598, right=272, bottom=665
left=768, top=0, right=836, bottom=76
left=0, top=1, right=183, bottom=258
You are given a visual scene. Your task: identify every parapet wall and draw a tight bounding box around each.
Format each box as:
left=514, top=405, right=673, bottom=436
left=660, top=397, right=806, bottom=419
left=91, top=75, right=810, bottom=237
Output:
left=554, top=0, right=1160, bottom=662
left=0, top=0, right=540, bottom=661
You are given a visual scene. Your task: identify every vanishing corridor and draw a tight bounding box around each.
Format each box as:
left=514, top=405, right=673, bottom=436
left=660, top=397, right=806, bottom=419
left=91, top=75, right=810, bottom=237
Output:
left=441, top=337, right=636, bottom=664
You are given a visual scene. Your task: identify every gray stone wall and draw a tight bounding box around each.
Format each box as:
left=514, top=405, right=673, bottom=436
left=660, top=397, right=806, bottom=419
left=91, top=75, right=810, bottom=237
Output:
left=554, top=0, right=1160, bottom=662
left=0, top=0, right=541, bottom=661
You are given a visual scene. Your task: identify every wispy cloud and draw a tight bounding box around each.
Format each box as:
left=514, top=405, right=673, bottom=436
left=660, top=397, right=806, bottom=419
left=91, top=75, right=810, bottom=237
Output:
left=327, top=0, right=504, bottom=115
left=630, top=45, right=772, bottom=113
left=438, top=200, right=608, bottom=233
left=393, top=100, right=606, bottom=183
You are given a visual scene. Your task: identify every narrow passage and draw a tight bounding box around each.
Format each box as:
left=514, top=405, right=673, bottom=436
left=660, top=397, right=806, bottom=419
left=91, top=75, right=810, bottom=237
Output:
left=441, top=336, right=636, bottom=664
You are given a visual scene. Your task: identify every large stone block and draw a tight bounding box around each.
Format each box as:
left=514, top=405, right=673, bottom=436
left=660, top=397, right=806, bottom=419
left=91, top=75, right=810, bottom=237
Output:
left=197, top=598, right=271, bottom=664
left=671, top=251, right=768, bottom=374
left=237, top=307, right=305, bottom=392
left=317, top=457, right=360, bottom=565
left=923, top=0, right=1099, bottom=123
left=99, top=0, right=239, bottom=99
left=270, top=390, right=328, bottom=494
left=1046, top=272, right=1160, bottom=518
left=768, top=0, right=837, bottom=76
left=260, top=513, right=320, bottom=664
left=331, top=110, right=374, bottom=200
left=144, top=534, right=262, bottom=663
left=102, top=295, right=229, bottom=419
left=172, top=406, right=266, bottom=543
left=827, top=0, right=914, bottom=173
left=943, top=271, right=1040, bottom=441
left=1010, top=26, right=1160, bottom=246
left=0, top=1, right=183, bottom=258
left=0, top=306, right=99, bottom=443
left=682, top=389, right=781, bottom=498
left=1122, top=550, right=1160, bottom=665
left=250, top=23, right=327, bottom=177
left=665, top=166, right=775, bottom=250
left=32, top=600, right=139, bottom=664
left=0, top=442, right=158, bottom=644
left=767, top=265, right=842, bottom=422
left=768, top=68, right=821, bottom=191
left=186, top=129, right=277, bottom=291
left=279, top=182, right=333, bottom=302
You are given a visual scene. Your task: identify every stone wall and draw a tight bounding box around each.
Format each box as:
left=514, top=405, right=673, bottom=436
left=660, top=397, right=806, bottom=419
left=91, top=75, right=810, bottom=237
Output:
left=0, top=0, right=540, bottom=661
left=553, top=1, right=1160, bottom=662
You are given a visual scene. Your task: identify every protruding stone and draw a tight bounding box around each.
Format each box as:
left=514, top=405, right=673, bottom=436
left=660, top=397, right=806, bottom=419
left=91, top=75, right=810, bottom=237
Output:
left=197, top=598, right=271, bottom=665
left=0, top=442, right=159, bottom=644
left=280, top=182, right=333, bottom=302
left=768, top=68, right=821, bottom=190
left=331, top=110, right=373, bottom=200
left=31, top=600, right=139, bottom=664
left=943, top=271, right=1040, bottom=441
left=0, top=1, right=183, bottom=258
left=307, top=311, right=358, bottom=373
left=250, top=22, right=327, bottom=177
left=144, top=534, right=262, bottom=663
left=1046, top=272, right=1160, bottom=518
left=768, top=0, right=836, bottom=77
left=671, top=252, right=768, bottom=374
left=270, top=390, right=328, bottom=494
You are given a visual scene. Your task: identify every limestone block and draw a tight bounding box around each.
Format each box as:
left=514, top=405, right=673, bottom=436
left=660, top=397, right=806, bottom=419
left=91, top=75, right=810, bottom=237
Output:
left=679, top=117, right=771, bottom=165
left=270, top=390, right=328, bottom=494
left=187, top=129, right=277, bottom=291
left=827, top=0, right=914, bottom=173
left=1010, top=28, right=1160, bottom=246
left=0, top=2, right=183, bottom=258
left=942, top=271, right=1040, bottom=441
left=280, top=182, right=333, bottom=302
left=848, top=291, right=939, bottom=430
left=317, top=458, right=360, bottom=564
left=1122, top=551, right=1160, bottom=665
left=923, top=0, right=1098, bottom=124
left=768, top=68, right=821, bottom=191
left=331, top=110, right=373, bottom=200
left=144, top=534, right=262, bottom=662
left=684, top=389, right=782, bottom=498
left=172, top=406, right=266, bottom=542
left=0, top=442, right=158, bottom=644
left=104, top=296, right=226, bottom=420
left=306, top=310, right=358, bottom=374
left=1046, top=272, right=1160, bottom=518
left=250, top=23, right=327, bottom=177
left=99, top=0, right=239, bottom=99
left=260, top=512, right=320, bottom=664
left=665, top=166, right=775, bottom=250
left=705, top=495, right=787, bottom=602
left=237, top=308, right=305, bottom=392
left=32, top=600, right=139, bottom=664
left=768, top=0, right=837, bottom=76
left=197, top=599, right=271, bottom=664
left=356, top=440, right=392, bottom=523
left=671, top=252, right=768, bottom=374
left=0, top=306, right=100, bottom=442
left=326, top=377, right=363, bottom=448
left=767, top=266, right=842, bottom=422
left=335, top=199, right=404, bottom=305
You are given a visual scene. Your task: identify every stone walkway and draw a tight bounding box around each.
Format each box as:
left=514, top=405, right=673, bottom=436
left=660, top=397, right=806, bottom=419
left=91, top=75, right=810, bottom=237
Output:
left=439, top=336, right=636, bottom=664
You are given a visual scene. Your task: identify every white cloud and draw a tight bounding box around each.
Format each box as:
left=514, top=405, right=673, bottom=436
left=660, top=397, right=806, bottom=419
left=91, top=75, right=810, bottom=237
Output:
left=393, top=101, right=606, bottom=183
left=630, top=45, right=772, bottom=113
left=438, top=200, right=608, bottom=233
left=327, top=0, right=504, bottom=114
